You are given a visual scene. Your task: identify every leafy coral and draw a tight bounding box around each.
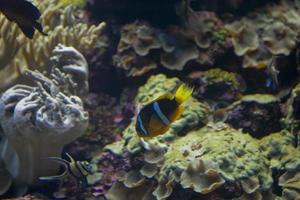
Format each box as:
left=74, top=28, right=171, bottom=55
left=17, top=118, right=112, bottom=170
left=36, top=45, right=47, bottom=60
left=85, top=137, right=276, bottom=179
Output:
left=226, top=0, right=300, bottom=69
left=107, top=123, right=277, bottom=200
left=114, top=13, right=229, bottom=76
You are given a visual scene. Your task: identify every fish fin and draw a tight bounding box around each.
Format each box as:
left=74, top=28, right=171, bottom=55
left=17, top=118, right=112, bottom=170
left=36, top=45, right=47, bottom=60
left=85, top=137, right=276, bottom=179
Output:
left=266, top=77, right=278, bottom=90
left=33, top=21, right=48, bottom=36
left=148, top=115, right=170, bottom=137
left=175, top=84, right=193, bottom=104
left=47, top=157, right=69, bottom=166
left=168, top=105, right=184, bottom=122
left=38, top=170, right=68, bottom=182
left=155, top=93, right=174, bottom=101
left=65, top=153, right=76, bottom=163
left=18, top=25, right=35, bottom=39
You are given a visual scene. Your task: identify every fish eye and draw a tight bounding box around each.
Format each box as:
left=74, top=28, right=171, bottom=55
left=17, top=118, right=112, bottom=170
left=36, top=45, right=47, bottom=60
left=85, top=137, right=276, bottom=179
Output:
left=81, top=161, right=93, bottom=172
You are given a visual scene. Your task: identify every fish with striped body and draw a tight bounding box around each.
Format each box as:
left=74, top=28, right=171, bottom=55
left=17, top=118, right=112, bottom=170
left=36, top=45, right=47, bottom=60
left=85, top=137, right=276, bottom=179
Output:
left=39, top=153, right=94, bottom=187
left=136, top=84, right=193, bottom=139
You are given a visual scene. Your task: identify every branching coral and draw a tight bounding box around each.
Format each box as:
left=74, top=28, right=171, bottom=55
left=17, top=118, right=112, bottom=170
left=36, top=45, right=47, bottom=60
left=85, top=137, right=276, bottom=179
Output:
left=0, top=0, right=107, bottom=92
left=0, top=14, right=24, bottom=89
left=50, top=44, right=89, bottom=96
left=0, top=46, right=89, bottom=196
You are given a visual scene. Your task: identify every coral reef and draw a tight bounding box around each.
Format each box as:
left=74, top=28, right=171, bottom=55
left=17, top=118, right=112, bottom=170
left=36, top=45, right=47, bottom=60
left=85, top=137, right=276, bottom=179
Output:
left=133, top=74, right=210, bottom=138
left=106, top=122, right=300, bottom=200
left=0, top=0, right=107, bottom=91
left=114, top=17, right=230, bottom=76
left=107, top=123, right=275, bottom=200
left=0, top=46, right=89, bottom=196
left=278, top=171, right=300, bottom=200
left=224, top=94, right=283, bottom=138
left=226, top=0, right=300, bottom=69
left=2, top=0, right=300, bottom=199
left=113, top=0, right=300, bottom=76
left=102, top=74, right=299, bottom=200
left=50, top=44, right=89, bottom=97
left=189, top=68, right=245, bottom=108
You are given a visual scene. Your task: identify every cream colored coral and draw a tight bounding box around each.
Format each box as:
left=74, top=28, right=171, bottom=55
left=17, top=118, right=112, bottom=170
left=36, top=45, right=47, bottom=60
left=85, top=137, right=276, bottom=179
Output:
left=0, top=0, right=107, bottom=92
left=0, top=15, right=25, bottom=89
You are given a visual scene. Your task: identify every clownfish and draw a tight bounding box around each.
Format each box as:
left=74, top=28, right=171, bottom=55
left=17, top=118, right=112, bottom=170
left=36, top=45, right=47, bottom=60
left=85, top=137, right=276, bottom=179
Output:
left=136, top=84, right=193, bottom=139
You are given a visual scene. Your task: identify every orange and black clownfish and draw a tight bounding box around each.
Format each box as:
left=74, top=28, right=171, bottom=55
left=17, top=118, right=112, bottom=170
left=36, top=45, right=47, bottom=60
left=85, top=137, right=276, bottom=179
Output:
left=136, top=84, right=193, bottom=139
left=0, top=0, right=47, bottom=39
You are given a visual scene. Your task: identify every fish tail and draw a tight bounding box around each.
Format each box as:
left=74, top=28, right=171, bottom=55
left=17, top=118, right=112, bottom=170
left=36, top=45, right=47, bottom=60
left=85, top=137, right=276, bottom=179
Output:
left=175, top=84, right=193, bottom=104
left=33, top=21, right=48, bottom=36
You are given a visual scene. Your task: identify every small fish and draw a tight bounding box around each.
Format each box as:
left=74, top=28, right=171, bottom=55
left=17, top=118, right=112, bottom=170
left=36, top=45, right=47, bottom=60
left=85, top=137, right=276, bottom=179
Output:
left=0, top=0, right=47, bottom=38
left=136, top=84, right=193, bottom=138
left=39, top=153, right=94, bottom=187
left=265, top=56, right=280, bottom=90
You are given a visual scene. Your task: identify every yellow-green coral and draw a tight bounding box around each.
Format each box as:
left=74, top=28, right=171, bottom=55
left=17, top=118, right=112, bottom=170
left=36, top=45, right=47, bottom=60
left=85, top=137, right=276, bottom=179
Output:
left=59, top=0, right=87, bottom=8
left=106, top=74, right=300, bottom=199
left=260, top=131, right=300, bottom=171
left=163, top=123, right=272, bottom=189
left=135, top=74, right=181, bottom=105
left=118, top=74, right=210, bottom=155
left=212, top=29, right=229, bottom=43
left=108, top=123, right=276, bottom=200
left=105, top=74, right=296, bottom=199
left=0, top=0, right=107, bottom=92
left=205, top=68, right=241, bottom=90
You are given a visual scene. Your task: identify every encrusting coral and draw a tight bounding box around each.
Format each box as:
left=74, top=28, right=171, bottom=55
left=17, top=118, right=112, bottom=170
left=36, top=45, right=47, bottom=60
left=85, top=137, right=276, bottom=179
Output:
left=114, top=9, right=230, bottom=77
left=102, top=74, right=300, bottom=200
left=224, top=94, right=283, bottom=138
left=225, top=0, right=300, bottom=69
left=0, top=45, right=89, bottom=196
left=259, top=131, right=300, bottom=200
left=189, top=68, right=245, bottom=108
left=278, top=170, right=300, bottom=200
left=0, top=0, right=107, bottom=92
left=114, top=0, right=300, bottom=75
left=101, top=72, right=300, bottom=200
left=107, top=122, right=276, bottom=200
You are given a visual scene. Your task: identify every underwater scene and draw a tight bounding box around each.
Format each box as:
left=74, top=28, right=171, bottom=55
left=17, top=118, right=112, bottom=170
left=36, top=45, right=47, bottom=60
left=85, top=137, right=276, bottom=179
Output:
left=1, top=0, right=300, bottom=199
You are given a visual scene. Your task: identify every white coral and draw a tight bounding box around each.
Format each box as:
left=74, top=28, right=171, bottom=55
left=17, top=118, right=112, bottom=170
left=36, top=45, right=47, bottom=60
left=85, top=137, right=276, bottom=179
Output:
left=0, top=47, right=89, bottom=196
